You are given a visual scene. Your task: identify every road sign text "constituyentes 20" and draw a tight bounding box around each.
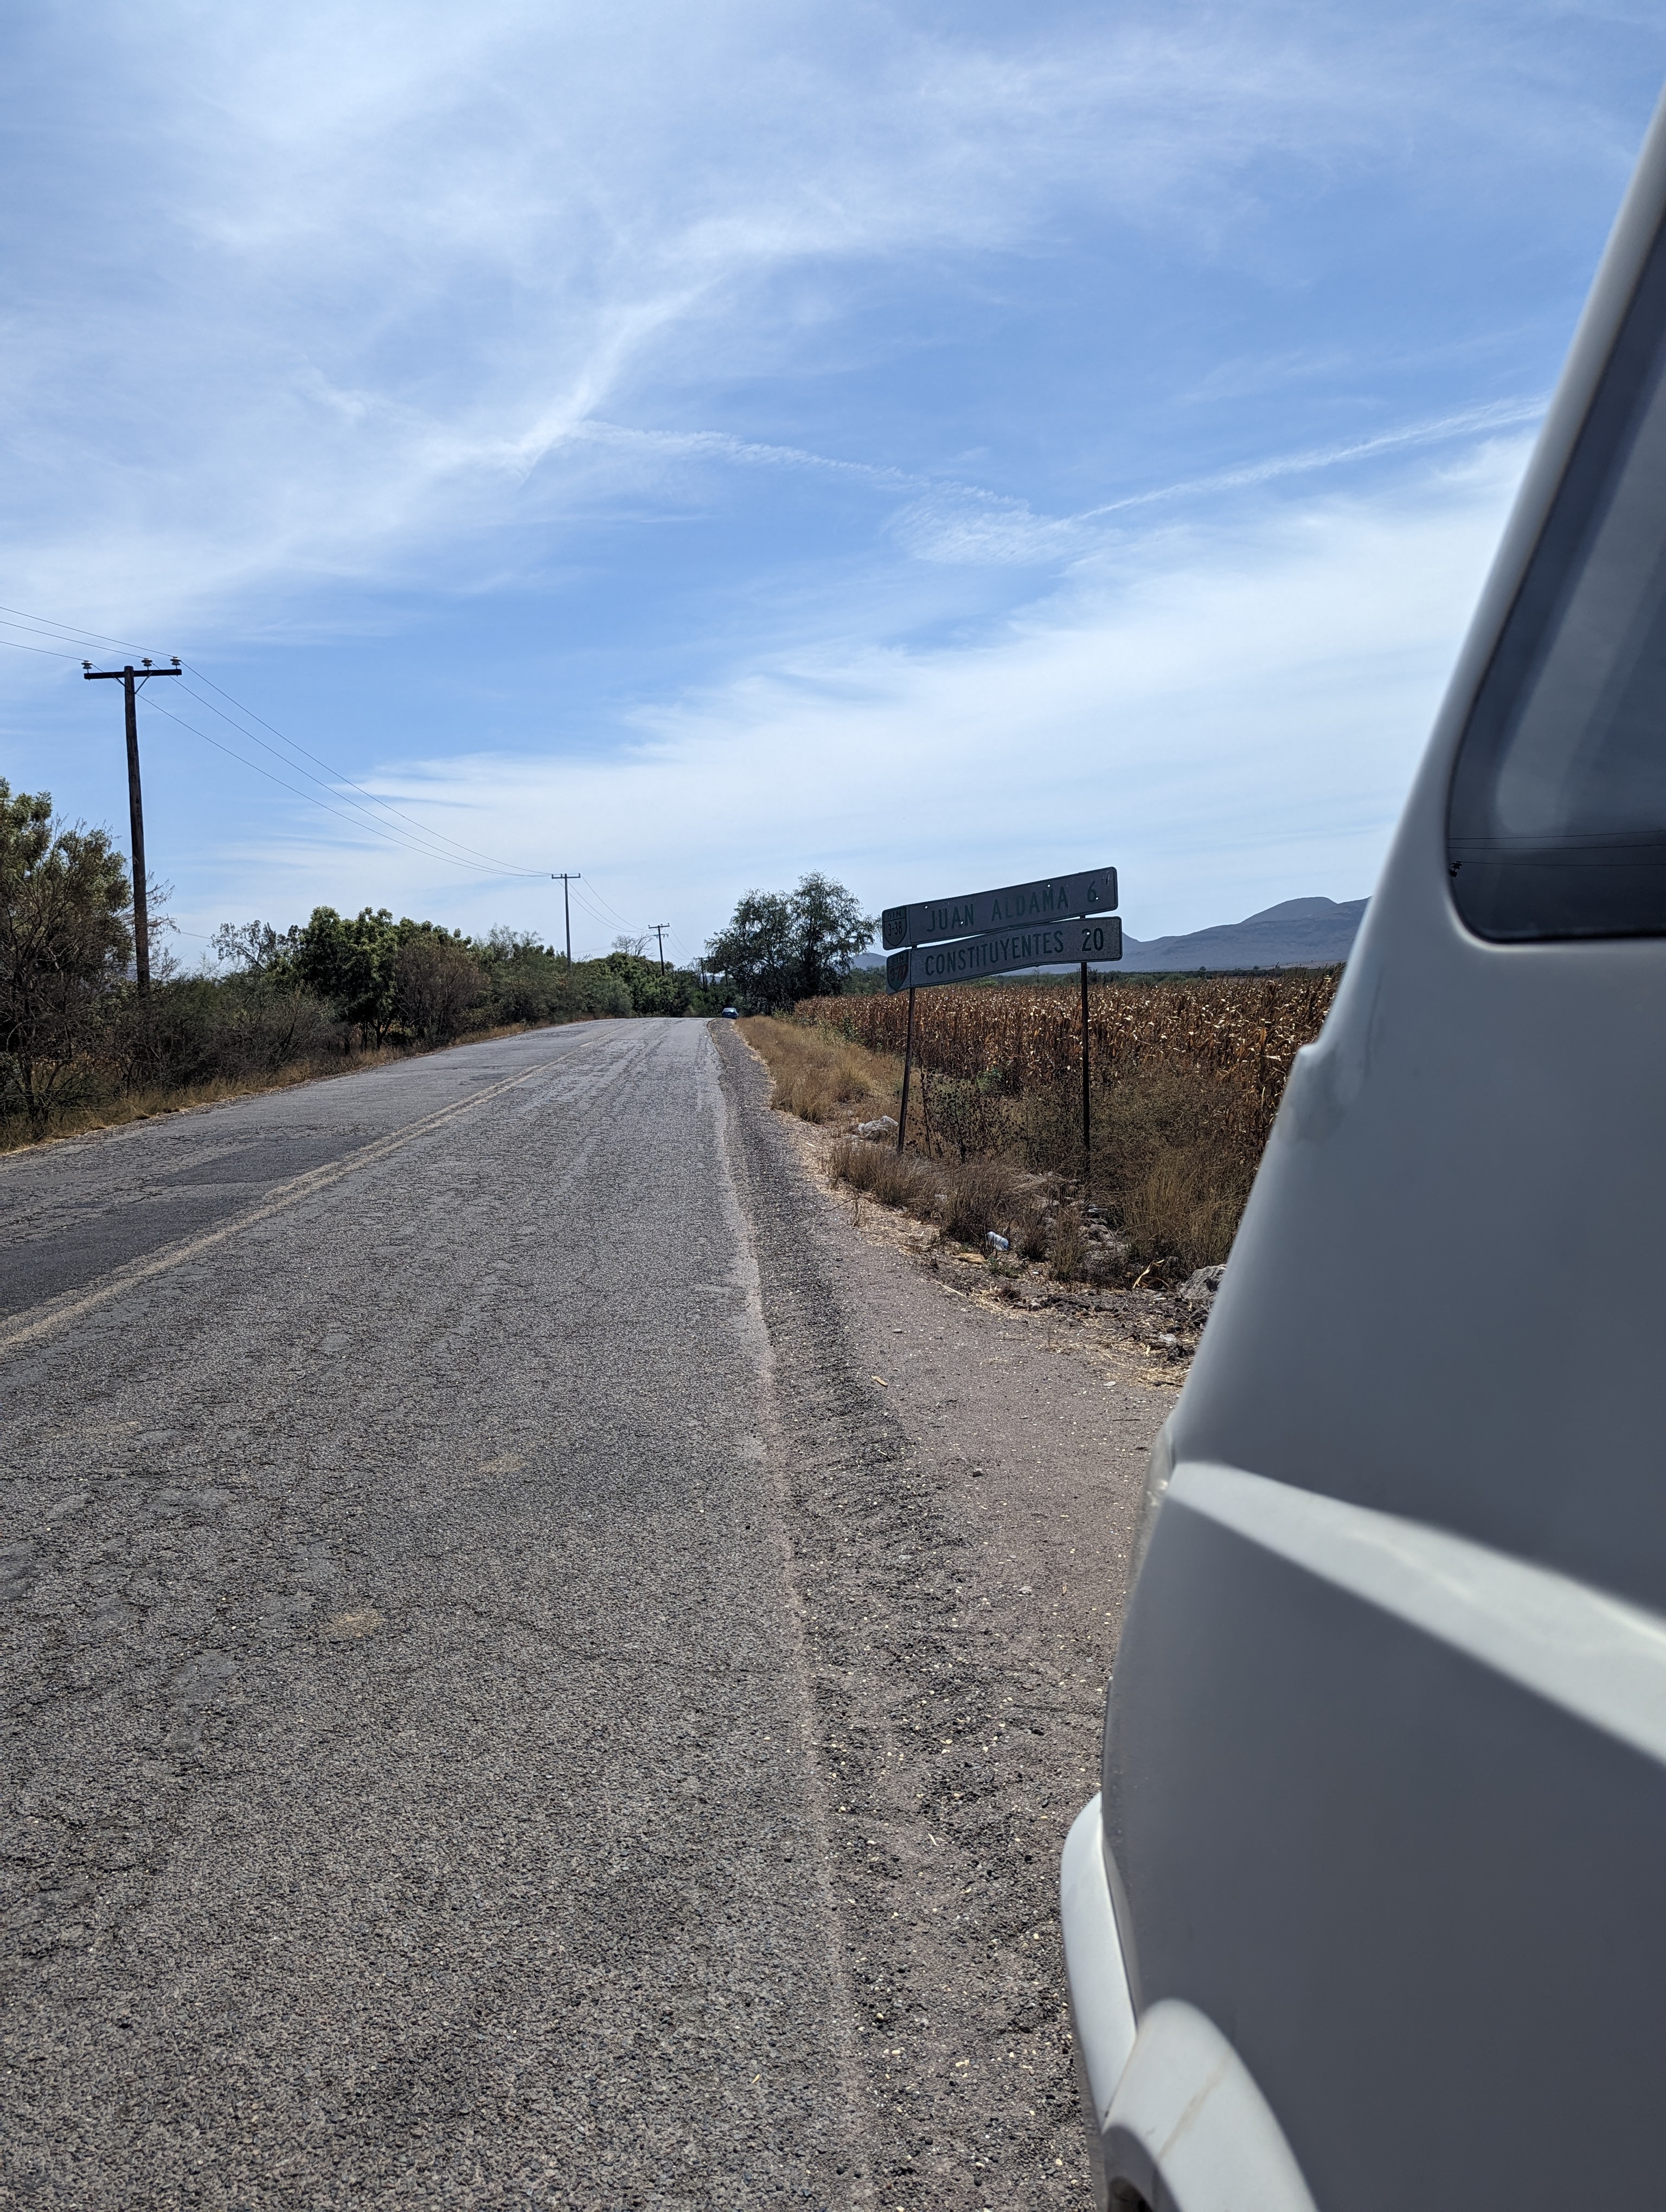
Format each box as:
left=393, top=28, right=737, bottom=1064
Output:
left=887, top=917, right=1122, bottom=991
left=881, top=865, right=1117, bottom=950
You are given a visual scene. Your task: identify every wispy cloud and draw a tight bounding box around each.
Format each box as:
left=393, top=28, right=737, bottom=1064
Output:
left=885, top=397, right=1549, bottom=565
left=203, top=440, right=1523, bottom=944
left=2, top=2, right=1659, bottom=953
left=0, top=3, right=1624, bottom=628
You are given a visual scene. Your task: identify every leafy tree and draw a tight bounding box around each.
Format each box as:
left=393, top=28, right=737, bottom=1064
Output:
left=838, top=963, right=887, bottom=995
left=598, top=949, right=720, bottom=1017
left=705, top=874, right=875, bottom=1010
left=393, top=931, right=486, bottom=1042
left=790, top=871, right=875, bottom=998
left=107, top=971, right=342, bottom=1091
left=475, top=931, right=565, bottom=1023
left=0, top=781, right=132, bottom=1131
left=704, top=890, right=794, bottom=1009
left=293, top=906, right=402, bottom=1044
left=210, top=918, right=304, bottom=980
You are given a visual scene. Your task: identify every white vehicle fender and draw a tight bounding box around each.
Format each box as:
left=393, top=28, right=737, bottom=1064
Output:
left=1104, top=2001, right=1319, bottom=2212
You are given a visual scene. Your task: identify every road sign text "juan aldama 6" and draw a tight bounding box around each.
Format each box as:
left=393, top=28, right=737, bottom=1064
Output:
left=881, top=865, right=1117, bottom=952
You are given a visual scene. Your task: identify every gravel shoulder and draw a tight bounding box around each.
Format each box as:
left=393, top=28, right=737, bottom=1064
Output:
left=718, top=1025, right=1170, bottom=2210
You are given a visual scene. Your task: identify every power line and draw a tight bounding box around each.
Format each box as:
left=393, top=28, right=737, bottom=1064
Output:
left=0, top=603, right=158, bottom=655
left=567, top=882, right=619, bottom=930
left=567, top=882, right=633, bottom=939
left=4, top=597, right=552, bottom=883
left=169, top=678, right=544, bottom=878
left=0, top=633, right=87, bottom=661
left=8, top=599, right=671, bottom=942
left=177, top=666, right=550, bottom=879
left=575, top=877, right=639, bottom=930
left=138, top=695, right=523, bottom=879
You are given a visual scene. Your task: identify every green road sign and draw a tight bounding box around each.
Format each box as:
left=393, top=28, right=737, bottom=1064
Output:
left=881, top=865, right=1117, bottom=951
left=886, top=915, right=1122, bottom=991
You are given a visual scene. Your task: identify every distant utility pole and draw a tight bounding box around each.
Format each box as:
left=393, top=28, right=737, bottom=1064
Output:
left=552, top=873, right=580, bottom=966
left=651, top=923, right=669, bottom=974
left=83, top=656, right=182, bottom=991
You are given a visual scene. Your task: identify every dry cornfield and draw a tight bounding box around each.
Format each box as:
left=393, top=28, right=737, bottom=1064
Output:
left=802, top=970, right=1340, bottom=1155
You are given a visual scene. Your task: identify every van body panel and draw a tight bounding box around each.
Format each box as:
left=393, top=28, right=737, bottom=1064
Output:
left=1105, top=1480, right=1666, bottom=2208
left=1064, top=76, right=1666, bottom=2212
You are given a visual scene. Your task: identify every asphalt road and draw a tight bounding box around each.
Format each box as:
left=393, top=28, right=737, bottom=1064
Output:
left=0, top=1019, right=1163, bottom=2210
left=1, top=1023, right=872, bottom=2208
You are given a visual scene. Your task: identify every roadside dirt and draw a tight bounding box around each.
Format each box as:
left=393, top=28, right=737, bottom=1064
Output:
left=719, top=1026, right=1174, bottom=2209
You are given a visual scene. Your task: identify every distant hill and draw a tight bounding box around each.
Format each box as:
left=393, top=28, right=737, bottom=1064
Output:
left=851, top=895, right=1367, bottom=976
left=1119, top=896, right=1367, bottom=972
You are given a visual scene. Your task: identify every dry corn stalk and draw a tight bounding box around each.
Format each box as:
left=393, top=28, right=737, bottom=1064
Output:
left=800, top=972, right=1340, bottom=1154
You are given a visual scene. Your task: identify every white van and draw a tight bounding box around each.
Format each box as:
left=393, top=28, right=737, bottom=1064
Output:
left=1060, top=83, right=1666, bottom=2212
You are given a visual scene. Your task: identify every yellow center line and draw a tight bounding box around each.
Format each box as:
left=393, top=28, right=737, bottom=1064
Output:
left=0, top=1056, right=561, bottom=1360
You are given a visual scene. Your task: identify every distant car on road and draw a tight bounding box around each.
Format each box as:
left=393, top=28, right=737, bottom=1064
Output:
left=1062, top=83, right=1666, bottom=2212
left=721, top=1005, right=739, bottom=1019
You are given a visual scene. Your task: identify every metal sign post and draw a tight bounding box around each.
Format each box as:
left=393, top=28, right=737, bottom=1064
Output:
left=882, top=862, right=1121, bottom=1183
left=896, top=986, right=917, bottom=1153
left=1081, top=959, right=1092, bottom=1184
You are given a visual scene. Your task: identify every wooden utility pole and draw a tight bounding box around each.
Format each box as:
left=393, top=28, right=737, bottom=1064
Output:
left=83, top=657, right=181, bottom=991
left=552, top=873, right=580, bottom=966
left=651, top=923, right=669, bottom=973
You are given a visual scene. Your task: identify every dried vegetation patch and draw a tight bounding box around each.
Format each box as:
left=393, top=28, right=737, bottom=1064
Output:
left=0, top=1024, right=540, bottom=1156
left=740, top=980, right=1337, bottom=1352
left=798, top=974, right=1338, bottom=1278
left=735, top=1017, right=896, bottom=1124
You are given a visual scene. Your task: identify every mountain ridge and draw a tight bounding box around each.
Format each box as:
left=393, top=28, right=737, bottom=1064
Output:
left=1119, top=894, right=1366, bottom=972
left=851, top=894, right=1367, bottom=975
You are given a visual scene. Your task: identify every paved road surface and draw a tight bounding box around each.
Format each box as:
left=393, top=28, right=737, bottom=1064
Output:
left=1, top=1024, right=871, bottom=2207
left=0, top=1019, right=1162, bottom=2209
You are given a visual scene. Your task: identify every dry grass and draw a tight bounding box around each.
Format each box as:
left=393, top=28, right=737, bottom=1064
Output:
left=826, top=1134, right=939, bottom=1211
left=1050, top=1204, right=1086, bottom=1283
left=738, top=1017, right=900, bottom=1124
left=804, top=970, right=1337, bottom=1161
left=825, top=1136, right=1053, bottom=1261
left=798, top=974, right=1339, bottom=1274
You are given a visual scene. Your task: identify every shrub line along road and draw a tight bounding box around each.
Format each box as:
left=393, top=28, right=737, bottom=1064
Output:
left=0, top=1019, right=1161, bottom=2209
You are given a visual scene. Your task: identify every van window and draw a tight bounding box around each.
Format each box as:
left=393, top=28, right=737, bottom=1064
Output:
left=1449, top=223, right=1666, bottom=939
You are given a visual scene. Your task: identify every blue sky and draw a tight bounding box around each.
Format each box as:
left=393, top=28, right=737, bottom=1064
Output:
left=3, top=3, right=1663, bottom=965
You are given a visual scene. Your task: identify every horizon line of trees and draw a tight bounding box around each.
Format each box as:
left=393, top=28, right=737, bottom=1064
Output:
left=0, top=780, right=722, bottom=1135
left=1, top=775, right=884, bottom=1136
